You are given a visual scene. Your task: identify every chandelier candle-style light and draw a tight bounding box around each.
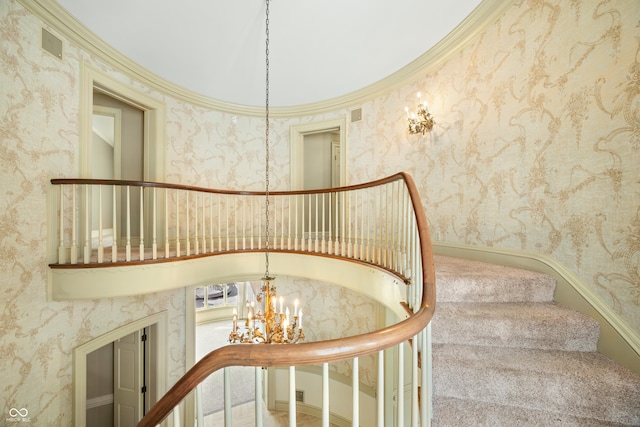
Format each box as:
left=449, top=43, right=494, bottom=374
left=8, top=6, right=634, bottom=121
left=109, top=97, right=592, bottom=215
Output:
left=229, top=0, right=304, bottom=345
left=229, top=284, right=304, bottom=344
left=405, top=92, right=435, bottom=134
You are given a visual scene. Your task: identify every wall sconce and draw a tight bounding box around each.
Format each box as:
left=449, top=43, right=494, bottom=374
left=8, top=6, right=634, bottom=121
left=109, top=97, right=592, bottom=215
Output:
left=405, top=92, right=435, bottom=134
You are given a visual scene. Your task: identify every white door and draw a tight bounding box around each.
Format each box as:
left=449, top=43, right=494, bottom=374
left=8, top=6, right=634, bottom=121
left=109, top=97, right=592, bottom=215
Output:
left=113, top=330, right=142, bottom=427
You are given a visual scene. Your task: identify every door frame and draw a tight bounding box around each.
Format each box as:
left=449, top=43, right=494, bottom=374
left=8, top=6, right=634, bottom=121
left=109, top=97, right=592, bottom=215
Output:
left=80, top=63, right=166, bottom=253
left=289, top=117, right=347, bottom=190
left=73, top=311, right=168, bottom=427
left=80, top=63, right=165, bottom=182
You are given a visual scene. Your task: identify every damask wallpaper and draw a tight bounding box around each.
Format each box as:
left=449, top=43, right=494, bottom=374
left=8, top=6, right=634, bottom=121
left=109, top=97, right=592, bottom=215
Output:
left=1, top=0, right=639, bottom=424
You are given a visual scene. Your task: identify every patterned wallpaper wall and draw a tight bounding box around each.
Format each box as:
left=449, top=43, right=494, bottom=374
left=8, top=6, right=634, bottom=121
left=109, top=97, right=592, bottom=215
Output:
left=356, top=0, right=639, bottom=336
left=1, top=0, right=639, bottom=424
left=0, top=2, right=189, bottom=425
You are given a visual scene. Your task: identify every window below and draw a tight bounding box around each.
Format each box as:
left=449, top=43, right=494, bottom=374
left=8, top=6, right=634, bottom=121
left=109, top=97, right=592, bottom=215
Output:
left=195, top=283, right=238, bottom=311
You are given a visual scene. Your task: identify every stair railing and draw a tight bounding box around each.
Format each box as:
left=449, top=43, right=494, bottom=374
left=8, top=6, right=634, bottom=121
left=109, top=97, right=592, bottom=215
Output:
left=49, top=172, right=435, bottom=426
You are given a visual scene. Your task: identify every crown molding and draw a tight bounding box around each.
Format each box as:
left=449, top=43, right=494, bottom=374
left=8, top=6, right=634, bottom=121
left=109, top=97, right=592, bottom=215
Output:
left=18, top=0, right=515, bottom=118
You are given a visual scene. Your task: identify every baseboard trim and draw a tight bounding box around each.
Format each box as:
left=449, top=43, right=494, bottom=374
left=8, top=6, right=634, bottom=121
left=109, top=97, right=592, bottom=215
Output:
left=433, top=242, right=640, bottom=376
left=86, top=393, right=113, bottom=410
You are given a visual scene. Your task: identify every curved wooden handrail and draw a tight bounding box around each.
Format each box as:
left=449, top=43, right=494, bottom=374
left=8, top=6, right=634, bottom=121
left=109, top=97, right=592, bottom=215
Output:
left=51, top=171, right=411, bottom=197
left=136, top=172, right=436, bottom=427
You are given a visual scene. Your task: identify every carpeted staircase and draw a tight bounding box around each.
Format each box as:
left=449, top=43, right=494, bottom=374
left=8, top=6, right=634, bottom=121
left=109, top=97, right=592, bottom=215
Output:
left=431, top=255, right=640, bottom=426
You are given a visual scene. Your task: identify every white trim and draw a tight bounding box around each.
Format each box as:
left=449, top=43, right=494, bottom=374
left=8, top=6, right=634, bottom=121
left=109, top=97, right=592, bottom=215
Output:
left=86, top=393, right=113, bottom=410
left=433, top=242, right=640, bottom=376
left=18, top=0, right=515, bottom=117
left=80, top=63, right=165, bottom=182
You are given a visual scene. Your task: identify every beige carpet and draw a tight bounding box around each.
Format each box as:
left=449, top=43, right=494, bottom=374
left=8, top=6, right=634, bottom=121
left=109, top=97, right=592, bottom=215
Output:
left=431, top=255, right=640, bottom=426
left=194, top=255, right=640, bottom=425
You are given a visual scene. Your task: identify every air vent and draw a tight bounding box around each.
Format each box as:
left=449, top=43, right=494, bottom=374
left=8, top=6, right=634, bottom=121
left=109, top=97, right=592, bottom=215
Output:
left=41, top=28, right=63, bottom=60
left=351, top=108, right=362, bottom=123
left=295, top=390, right=304, bottom=402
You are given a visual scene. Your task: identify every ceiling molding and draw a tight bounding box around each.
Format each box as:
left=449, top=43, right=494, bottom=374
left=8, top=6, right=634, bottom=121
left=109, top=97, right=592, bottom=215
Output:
left=19, top=0, right=515, bottom=118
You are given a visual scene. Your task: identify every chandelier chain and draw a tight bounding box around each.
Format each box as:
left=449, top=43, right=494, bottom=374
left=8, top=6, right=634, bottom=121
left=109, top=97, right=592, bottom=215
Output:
left=264, top=0, right=271, bottom=279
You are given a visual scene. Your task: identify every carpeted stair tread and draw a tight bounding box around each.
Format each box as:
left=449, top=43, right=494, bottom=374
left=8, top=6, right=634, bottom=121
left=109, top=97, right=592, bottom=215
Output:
left=433, top=344, right=640, bottom=425
left=434, top=255, right=556, bottom=303
left=432, top=301, right=600, bottom=351
left=433, top=396, right=631, bottom=427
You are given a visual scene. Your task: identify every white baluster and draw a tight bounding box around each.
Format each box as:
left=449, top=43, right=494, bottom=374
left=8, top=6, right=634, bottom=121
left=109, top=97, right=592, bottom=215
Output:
left=250, top=198, right=255, bottom=250
left=327, top=192, right=333, bottom=255
left=139, top=187, right=145, bottom=261
left=164, top=189, right=169, bottom=259
left=353, top=191, right=358, bottom=259
left=301, top=194, right=306, bottom=251
left=209, top=193, right=214, bottom=253
left=289, top=366, right=296, bottom=427
left=360, top=191, right=365, bottom=260
left=255, top=367, right=264, bottom=427
left=224, top=367, right=232, bottom=427
left=84, top=185, right=90, bottom=264
left=347, top=191, right=352, bottom=258
left=398, top=341, right=404, bottom=427
left=71, top=184, right=77, bottom=264
left=196, top=383, right=204, bottom=427
left=294, top=195, right=299, bottom=250
left=314, top=193, right=319, bottom=252
left=377, top=350, right=384, bottom=427
left=281, top=196, right=285, bottom=249
left=334, top=191, right=340, bottom=255
left=234, top=198, right=238, bottom=251
left=125, top=186, right=131, bottom=262
left=173, top=404, right=180, bottom=427
left=412, top=330, right=419, bottom=427
left=322, top=362, right=329, bottom=427
left=352, top=357, right=359, bottom=427
left=217, top=194, right=221, bottom=252
left=201, top=192, right=206, bottom=253
left=186, top=191, right=191, bottom=256
left=194, top=191, right=199, bottom=254
left=258, top=198, right=262, bottom=249
left=58, top=185, right=66, bottom=264
left=176, top=190, right=181, bottom=257
left=112, top=186, right=118, bottom=262
left=226, top=195, right=230, bottom=251
left=321, top=193, right=326, bottom=253
left=422, top=325, right=433, bottom=427
left=340, top=191, right=345, bottom=257
left=152, top=187, right=157, bottom=260
left=98, top=185, right=104, bottom=263
left=242, top=197, right=246, bottom=250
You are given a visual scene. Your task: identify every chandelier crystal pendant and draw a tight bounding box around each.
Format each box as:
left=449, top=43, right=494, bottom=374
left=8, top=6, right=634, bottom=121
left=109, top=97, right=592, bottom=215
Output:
left=229, top=0, right=304, bottom=345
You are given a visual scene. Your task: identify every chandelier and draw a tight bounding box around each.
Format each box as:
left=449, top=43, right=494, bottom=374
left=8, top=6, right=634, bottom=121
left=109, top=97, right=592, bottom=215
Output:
left=229, top=0, right=304, bottom=345
left=405, top=92, right=435, bottom=134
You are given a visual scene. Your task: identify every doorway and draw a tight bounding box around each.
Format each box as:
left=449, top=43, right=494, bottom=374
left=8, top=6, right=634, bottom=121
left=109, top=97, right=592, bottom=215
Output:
left=289, top=117, right=347, bottom=191
left=86, top=328, right=151, bottom=427
left=80, top=63, right=166, bottom=254
left=74, top=312, right=167, bottom=427
left=290, top=117, right=347, bottom=241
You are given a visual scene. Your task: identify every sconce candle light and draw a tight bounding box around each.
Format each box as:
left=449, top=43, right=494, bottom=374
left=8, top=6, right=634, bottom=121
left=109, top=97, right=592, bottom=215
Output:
left=405, top=92, right=435, bottom=134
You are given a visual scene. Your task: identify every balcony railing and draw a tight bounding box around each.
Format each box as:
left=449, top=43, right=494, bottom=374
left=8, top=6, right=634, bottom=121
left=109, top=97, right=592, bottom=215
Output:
left=49, top=172, right=435, bottom=426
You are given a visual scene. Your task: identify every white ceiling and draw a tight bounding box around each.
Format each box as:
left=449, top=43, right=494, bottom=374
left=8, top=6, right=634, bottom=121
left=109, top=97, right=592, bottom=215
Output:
left=56, top=0, right=481, bottom=107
